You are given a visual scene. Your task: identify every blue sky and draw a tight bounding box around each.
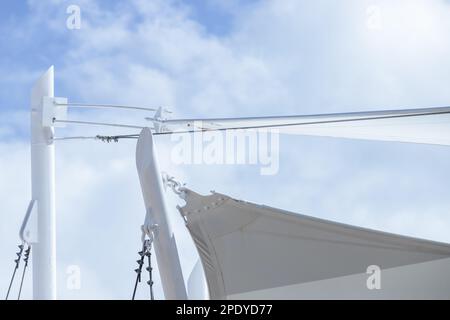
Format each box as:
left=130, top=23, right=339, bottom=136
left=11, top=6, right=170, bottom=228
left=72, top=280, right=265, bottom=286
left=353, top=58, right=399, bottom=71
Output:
left=1, top=0, right=450, bottom=299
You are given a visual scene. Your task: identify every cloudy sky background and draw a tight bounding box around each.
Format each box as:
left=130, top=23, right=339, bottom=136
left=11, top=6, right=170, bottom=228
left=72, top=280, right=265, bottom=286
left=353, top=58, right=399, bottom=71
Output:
left=1, top=0, right=450, bottom=299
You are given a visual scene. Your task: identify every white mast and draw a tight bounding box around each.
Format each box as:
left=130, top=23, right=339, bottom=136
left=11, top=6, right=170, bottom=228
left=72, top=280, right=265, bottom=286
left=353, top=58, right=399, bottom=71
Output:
left=30, top=66, right=57, bottom=299
left=136, top=128, right=187, bottom=299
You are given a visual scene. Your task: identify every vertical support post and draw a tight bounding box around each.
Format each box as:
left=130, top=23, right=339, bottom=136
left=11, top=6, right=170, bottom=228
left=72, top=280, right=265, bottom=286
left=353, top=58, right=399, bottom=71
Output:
left=136, top=128, right=187, bottom=299
left=30, top=66, right=57, bottom=300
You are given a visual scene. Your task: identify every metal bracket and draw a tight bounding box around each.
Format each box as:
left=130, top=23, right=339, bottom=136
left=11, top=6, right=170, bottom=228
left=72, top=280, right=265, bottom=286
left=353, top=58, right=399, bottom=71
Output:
left=152, top=107, right=165, bottom=133
left=162, top=172, right=186, bottom=198
left=42, top=96, right=68, bottom=127
left=20, top=200, right=39, bottom=244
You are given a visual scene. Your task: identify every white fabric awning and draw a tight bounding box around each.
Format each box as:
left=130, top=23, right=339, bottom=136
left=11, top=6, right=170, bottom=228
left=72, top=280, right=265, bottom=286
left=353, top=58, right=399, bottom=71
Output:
left=161, top=106, right=450, bottom=146
left=179, top=189, right=450, bottom=299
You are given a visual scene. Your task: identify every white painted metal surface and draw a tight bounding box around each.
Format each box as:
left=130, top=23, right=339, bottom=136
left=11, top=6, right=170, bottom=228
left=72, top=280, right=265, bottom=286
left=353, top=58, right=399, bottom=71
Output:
left=136, top=128, right=187, bottom=299
left=30, top=66, right=57, bottom=299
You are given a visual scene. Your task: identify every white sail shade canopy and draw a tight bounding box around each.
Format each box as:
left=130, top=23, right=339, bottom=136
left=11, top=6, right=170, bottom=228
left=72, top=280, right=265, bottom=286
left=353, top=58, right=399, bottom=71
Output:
left=179, top=188, right=450, bottom=299
left=157, top=106, right=450, bottom=146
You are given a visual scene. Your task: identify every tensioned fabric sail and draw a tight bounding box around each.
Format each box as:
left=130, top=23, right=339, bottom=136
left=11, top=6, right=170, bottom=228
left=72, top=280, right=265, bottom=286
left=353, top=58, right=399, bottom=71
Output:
left=179, top=188, right=450, bottom=299
left=158, top=106, right=450, bottom=146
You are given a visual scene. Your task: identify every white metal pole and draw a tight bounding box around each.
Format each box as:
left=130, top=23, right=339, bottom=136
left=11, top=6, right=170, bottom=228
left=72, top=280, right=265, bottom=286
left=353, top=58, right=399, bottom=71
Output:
left=136, top=128, right=187, bottom=299
left=30, top=66, right=57, bottom=299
